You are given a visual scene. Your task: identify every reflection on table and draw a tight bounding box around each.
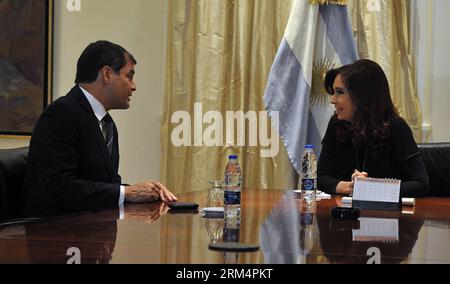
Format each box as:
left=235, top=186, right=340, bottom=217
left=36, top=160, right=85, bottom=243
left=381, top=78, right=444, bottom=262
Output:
left=0, top=189, right=449, bottom=264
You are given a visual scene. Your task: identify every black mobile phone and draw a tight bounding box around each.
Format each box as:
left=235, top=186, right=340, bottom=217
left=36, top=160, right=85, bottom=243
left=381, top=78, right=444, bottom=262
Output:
left=167, top=202, right=199, bottom=210
left=330, top=207, right=360, bottom=219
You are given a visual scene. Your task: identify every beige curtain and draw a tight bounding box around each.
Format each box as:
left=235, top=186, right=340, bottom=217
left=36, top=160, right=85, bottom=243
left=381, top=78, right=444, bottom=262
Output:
left=160, top=0, right=424, bottom=263
left=347, top=0, right=423, bottom=140
left=161, top=0, right=297, bottom=195
left=161, top=2, right=298, bottom=263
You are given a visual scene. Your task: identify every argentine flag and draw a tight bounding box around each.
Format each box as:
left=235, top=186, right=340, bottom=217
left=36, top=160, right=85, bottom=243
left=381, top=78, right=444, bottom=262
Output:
left=264, top=0, right=358, bottom=174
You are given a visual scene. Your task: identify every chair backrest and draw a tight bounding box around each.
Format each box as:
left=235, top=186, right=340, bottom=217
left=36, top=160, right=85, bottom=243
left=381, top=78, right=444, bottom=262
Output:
left=0, top=147, right=29, bottom=220
left=418, top=143, right=450, bottom=197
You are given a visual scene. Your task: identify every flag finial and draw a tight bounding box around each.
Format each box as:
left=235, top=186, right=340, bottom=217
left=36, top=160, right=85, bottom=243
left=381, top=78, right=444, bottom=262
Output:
left=309, top=0, right=347, bottom=5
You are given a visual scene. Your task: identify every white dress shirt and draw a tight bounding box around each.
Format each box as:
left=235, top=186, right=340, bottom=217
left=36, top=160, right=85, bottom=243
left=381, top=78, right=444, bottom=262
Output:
left=79, top=86, right=125, bottom=208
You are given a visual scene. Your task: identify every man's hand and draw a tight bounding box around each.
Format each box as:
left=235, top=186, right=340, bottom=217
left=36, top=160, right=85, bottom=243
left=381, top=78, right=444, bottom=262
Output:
left=125, top=181, right=178, bottom=203
left=124, top=202, right=170, bottom=224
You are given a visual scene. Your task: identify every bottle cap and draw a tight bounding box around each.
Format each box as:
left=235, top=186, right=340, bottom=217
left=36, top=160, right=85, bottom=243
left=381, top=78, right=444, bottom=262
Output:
left=304, top=145, right=314, bottom=149
left=229, top=155, right=238, bottom=159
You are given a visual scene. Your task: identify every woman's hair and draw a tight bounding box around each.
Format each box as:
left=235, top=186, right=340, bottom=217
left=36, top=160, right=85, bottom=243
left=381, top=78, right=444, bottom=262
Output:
left=324, top=59, right=400, bottom=158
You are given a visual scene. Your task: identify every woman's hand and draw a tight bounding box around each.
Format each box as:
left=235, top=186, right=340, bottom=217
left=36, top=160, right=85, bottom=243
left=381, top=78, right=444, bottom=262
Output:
left=335, top=170, right=369, bottom=196
left=352, top=170, right=368, bottom=181
left=336, top=181, right=354, bottom=196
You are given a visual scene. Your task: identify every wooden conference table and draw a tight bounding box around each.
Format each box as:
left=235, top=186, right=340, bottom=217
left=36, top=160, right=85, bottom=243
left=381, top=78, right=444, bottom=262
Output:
left=0, top=189, right=449, bottom=264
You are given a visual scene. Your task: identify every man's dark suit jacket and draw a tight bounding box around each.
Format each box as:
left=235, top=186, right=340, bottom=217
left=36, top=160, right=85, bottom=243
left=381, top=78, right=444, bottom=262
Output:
left=24, top=86, right=122, bottom=217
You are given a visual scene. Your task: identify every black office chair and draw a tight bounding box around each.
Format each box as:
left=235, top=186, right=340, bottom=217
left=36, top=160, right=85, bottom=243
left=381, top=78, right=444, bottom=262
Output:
left=0, top=147, right=41, bottom=224
left=418, top=143, right=450, bottom=197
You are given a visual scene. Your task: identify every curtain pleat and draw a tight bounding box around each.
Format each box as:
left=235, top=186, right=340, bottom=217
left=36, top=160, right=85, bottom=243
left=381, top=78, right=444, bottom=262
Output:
left=347, top=0, right=423, bottom=140
left=161, top=0, right=297, bottom=195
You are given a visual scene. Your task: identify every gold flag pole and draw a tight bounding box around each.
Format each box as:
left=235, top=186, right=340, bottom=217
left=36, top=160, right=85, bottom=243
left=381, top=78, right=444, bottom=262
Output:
left=309, top=0, right=347, bottom=5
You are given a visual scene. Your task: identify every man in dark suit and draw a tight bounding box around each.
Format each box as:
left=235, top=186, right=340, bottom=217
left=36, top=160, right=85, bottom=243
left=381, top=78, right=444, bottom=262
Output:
left=24, top=40, right=177, bottom=217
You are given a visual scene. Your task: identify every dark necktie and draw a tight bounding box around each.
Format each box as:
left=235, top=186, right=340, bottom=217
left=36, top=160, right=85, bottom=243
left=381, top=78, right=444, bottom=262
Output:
left=101, top=114, right=114, bottom=157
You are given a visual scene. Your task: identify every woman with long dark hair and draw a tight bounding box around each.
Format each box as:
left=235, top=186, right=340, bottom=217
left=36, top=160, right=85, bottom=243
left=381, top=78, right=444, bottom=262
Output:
left=317, top=59, right=429, bottom=197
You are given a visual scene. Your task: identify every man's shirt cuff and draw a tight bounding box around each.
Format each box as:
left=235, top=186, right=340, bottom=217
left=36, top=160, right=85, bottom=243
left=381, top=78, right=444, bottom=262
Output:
left=119, top=185, right=125, bottom=205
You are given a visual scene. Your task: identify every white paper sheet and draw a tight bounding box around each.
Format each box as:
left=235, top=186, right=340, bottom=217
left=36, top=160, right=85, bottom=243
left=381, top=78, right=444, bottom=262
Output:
left=353, top=177, right=401, bottom=203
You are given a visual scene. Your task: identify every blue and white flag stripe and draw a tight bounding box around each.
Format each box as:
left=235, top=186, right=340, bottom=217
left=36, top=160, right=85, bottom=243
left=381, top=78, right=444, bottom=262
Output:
left=319, top=5, right=358, bottom=65
left=264, top=0, right=358, bottom=174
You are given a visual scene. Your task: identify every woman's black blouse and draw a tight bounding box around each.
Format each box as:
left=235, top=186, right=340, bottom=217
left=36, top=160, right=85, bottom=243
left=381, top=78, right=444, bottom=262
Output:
left=317, top=116, right=429, bottom=197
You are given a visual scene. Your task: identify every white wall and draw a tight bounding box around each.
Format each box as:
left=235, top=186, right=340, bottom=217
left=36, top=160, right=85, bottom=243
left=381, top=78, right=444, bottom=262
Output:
left=53, top=0, right=166, bottom=184
left=54, top=0, right=167, bottom=264
left=412, top=0, right=450, bottom=142
left=0, top=0, right=167, bottom=262
left=429, top=0, right=450, bottom=142
left=1, top=0, right=167, bottom=183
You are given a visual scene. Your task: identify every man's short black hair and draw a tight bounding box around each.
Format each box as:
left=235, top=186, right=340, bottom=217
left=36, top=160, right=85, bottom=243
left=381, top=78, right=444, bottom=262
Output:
left=75, top=40, right=137, bottom=84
